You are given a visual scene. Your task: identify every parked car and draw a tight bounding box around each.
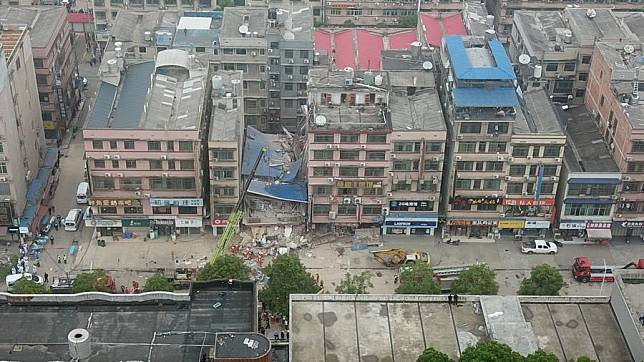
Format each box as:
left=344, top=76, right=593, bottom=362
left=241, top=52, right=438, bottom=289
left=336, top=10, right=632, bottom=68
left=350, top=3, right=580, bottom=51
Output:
left=40, top=215, right=61, bottom=235
left=521, top=239, right=558, bottom=255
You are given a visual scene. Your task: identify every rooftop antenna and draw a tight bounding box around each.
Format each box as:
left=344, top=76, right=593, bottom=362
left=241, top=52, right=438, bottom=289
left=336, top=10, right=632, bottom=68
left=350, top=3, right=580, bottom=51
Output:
left=632, top=67, right=640, bottom=105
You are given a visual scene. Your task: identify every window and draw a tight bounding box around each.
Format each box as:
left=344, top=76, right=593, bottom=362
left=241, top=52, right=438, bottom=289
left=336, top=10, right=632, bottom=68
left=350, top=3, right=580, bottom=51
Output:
left=366, top=151, right=385, bottom=160
left=340, top=134, right=359, bottom=143
left=36, top=75, right=48, bottom=85
left=364, top=167, right=384, bottom=177
left=214, top=205, right=235, bottom=216
left=394, top=142, right=421, bottom=153
left=0, top=143, right=3, bottom=153
left=575, top=89, right=586, bottom=98
left=366, top=134, right=386, bottom=143
left=146, top=141, right=160, bottom=151
left=0, top=163, right=6, bottom=174
left=109, top=140, right=117, bottom=149
left=284, top=49, right=294, bottom=58
left=212, top=168, right=235, bottom=179
left=125, top=160, right=137, bottom=169
left=313, top=167, right=333, bottom=176
left=178, top=141, right=193, bottom=152
left=478, top=204, right=498, bottom=211
left=167, top=141, right=174, bottom=151
left=563, top=63, right=575, bottom=72
left=339, top=167, right=358, bottom=177
left=487, top=123, right=509, bottom=134
left=314, top=134, right=334, bottom=143
left=120, top=178, right=142, bottom=190
left=153, top=206, right=172, bottom=215
left=137, top=46, right=147, bottom=54
left=94, top=160, right=106, bottom=168
left=235, top=48, right=247, bottom=55
left=532, top=146, right=541, bottom=158
left=312, top=185, right=331, bottom=196
left=124, top=206, right=143, bottom=214
left=337, top=204, right=357, bottom=215
left=99, top=207, right=117, bottom=214
left=39, top=93, right=50, bottom=103
left=553, top=80, right=573, bottom=93
left=33, top=58, right=44, bottom=68
left=542, top=165, right=558, bottom=177
left=452, top=202, right=472, bottom=211
left=150, top=177, right=196, bottom=190
left=149, top=160, right=162, bottom=170
left=112, top=160, right=119, bottom=168
left=223, top=48, right=234, bottom=55
left=578, top=73, right=588, bottom=81
left=392, top=181, right=412, bottom=191
left=284, top=83, right=293, bottom=91
left=512, top=146, right=529, bottom=157
left=362, top=205, right=382, bottom=215
left=458, top=142, right=476, bottom=153
left=180, top=160, right=194, bottom=170
left=363, top=188, right=384, bottom=196
left=426, top=142, right=442, bottom=152
left=460, top=122, right=481, bottom=134
left=313, top=204, right=331, bottom=215
left=582, top=55, right=591, bottom=64
left=483, top=179, right=501, bottom=190
left=509, top=165, right=526, bottom=177
left=418, top=181, right=437, bottom=193
left=214, top=187, right=236, bottom=197
left=540, top=182, right=555, bottom=194
left=339, top=150, right=359, bottom=160
left=93, top=177, right=115, bottom=190
left=299, top=50, right=309, bottom=58
left=564, top=203, right=611, bottom=217
left=393, top=160, right=419, bottom=171
left=455, top=179, right=472, bottom=190
left=424, top=160, right=440, bottom=171
left=124, top=140, right=135, bottom=150
left=313, top=150, right=333, bottom=160
left=545, top=63, right=558, bottom=72
left=632, top=141, right=644, bottom=153
left=543, top=145, right=561, bottom=157
left=485, top=161, right=503, bottom=171
left=507, top=182, right=523, bottom=194
left=168, top=160, right=176, bottom=170
left=456, top=161, right=474, bottom=171
left=178, top=206, right=198, bottom=214
left=488, top=142, right=507, bottom=153
left=338, top=188, right=357, bottom=195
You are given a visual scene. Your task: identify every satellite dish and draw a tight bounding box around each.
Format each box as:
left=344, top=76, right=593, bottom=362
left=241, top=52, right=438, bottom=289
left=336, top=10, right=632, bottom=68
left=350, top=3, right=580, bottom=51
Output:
left=238, top=24, right=249, bottom=34
left=518, top=54, right=531, bottom=65
left=283, top=31, right=295, bottom=40
left=231, top=79, right=241, bottom=85
left=314, top=115, right=327, bottom=126
left=624, top=44, right=635, bottom=54
left=422, top=61, right=433, bottom=71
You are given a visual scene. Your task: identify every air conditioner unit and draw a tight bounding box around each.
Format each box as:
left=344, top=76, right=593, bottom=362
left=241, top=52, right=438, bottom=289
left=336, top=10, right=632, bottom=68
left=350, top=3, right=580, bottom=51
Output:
left=504, top=175, right=512, bottom=180
left=334, top=163, right=340, bottom=167
left=626, top=156, right=633, bottom=161
left=104, top=155, right=111, bottom=159
left=419, top=179, right=425, bottom=184
left=328, top=178, right=334, bottom=182
left=406, top=179, right=412, bottom=185
left=497, top=155, right=504, bottom=161
left=429, top=196, right=435, bottom=201
left=288, top=75, right=293, bottom=80
left=289, top=59, right=294, bottom=64
left=623, top=176, right=632, bottom=181
left=361, top=145, right=367, bottom=149
left=117, top=173, right=124, bottom=177
left=324, top=162, right=331, bottom=166
left=360, top=162, right=366, bottom=167
left=354, top=197, right=362, bottom=204
left=456, top=156, right=462, bottom=161
left=527, top=155, right=533, bottom=160
left=251, top=52, right=257, bottom=56
left=162, top=172, right=169, bottom=177
left=494, top=174, right=500, bottom=179
left=432, top=178, right=439, bottom=184
left=334, top=144, right=340, bottom=149
left=135, top=191, right=142, bottom=196
left=432, top=156, right=440, bottom=161
left=144, top=193, right=151, bottom=198
left=391, top=154, right=397, bottom=159
left=343, top=197, right=352, bottom=204
left=457, top=135, right=464, bottom=140
left=457, top=174, right=462, bottom=178
left=383, top=207, right=390, bottom=215
left=500, top=213, right=506, bottom=218
left=617, top=214, right=623, bottom=218
left=326, top=144, right=333, bottom=149
left=113, top=155, right=121, bottom=160
left=328, top=211, right=336, bottom=219
left=492, top=194, right=499, bottom=198
left=268, top=49, right=273, bottom=53
left=620, top=197, right=626, bottom=201
left=104, top=173, right=112, bottom=177
left=303, top=59, right=310, bottom=64
left=551, top=176, right=558, bottom=181
left=0, top=177, right=6, bottom=182
left=554, top=158, right=561, bottom=163
left=522, top=191, right=528, bottom=196
left=508, top=156, right=514, bottom=162
left=161, top=155, right=167, bottom=160
left=329, top=195, right=335, bottom=201
left=389, top=172, right=394, bottom=176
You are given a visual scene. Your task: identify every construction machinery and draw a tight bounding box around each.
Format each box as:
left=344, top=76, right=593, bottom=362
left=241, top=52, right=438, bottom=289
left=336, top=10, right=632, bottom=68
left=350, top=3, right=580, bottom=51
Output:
left=371, top=249, right=430, bottom=267
left=212, top=147, right=267, bottom=261
left=572, top=256, right=644, bottom=283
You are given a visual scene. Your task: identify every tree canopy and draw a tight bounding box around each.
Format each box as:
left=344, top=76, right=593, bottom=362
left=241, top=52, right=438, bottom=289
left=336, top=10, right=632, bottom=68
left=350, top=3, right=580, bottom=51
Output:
left=197, top=255, right=251, bottom=281
left=144, top=273, right=175, bottom=292
left=11, top=278, right=49, bottom=294
left=460, top=341, right=524, bottom=362
left=416, top=347, right=454, bottom=362
left=259, top=254, right=320, bottom=317
left=451, top=264, right=498, bottom=295
left=524, top=350, right=559, bottom=362
left=72, top=270, right=113, bottom=293
left=396, top=263, right=441, bottom=295
left=519, top=264, right=564, bottom=296
left=336, top=271, right=373, bottom=294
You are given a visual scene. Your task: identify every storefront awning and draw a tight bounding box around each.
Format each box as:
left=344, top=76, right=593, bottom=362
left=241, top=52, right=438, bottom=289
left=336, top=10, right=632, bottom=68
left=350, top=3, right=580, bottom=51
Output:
left=568, top=178, right=621, bottom=185
left=586, top=228, right=612, bottom=240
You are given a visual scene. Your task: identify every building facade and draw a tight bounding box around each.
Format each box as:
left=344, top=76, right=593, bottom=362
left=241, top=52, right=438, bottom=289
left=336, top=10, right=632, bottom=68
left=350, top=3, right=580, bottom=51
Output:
left=84, top=50, right=208, bottom=236
left=0, top=28, right=47, bottom=231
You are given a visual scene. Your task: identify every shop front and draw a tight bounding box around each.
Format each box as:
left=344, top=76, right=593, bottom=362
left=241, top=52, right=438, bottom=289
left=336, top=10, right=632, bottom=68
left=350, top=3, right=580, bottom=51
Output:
left=585, top=222, right=612, bottom=242
left=121, top=218, right=150, bottom=239
left=497, top=219, right=525, bottom=236
left=447, top=219, right=498, bottom=239
left=175, top=217, right=202, bottom=235
left=502, top=198, right=555, bottom=218
left=523, top=220, right=551, bottom=238
left=382, top=214, right=438, bottom=236
left=84, top=218, right=122, bottom=236
left=150, top=218, right=174, bottom=236
left=613, top=220, right=644, bottom=241
left=212, top=217, right=229, bottom=236
left=557, top=221, right=587, bottom=240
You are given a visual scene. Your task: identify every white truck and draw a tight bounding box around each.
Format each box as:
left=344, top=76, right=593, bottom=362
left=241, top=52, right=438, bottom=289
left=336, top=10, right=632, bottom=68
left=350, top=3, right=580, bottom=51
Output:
left=521, top=239, right=558, bottom=255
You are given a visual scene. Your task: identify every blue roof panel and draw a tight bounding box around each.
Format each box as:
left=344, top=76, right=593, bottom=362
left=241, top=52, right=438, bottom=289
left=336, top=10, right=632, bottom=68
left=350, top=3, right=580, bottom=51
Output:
left=242, top=127, right=301, bottom=181
left=20, top=147, right=58, bottom=232
left=87, top=82, right=117, bottom=128
left=247, top=180, right=308, bottom=203
left=444, top=35, right=516, bottom=81
left=452, top=87, right=519, bottom=107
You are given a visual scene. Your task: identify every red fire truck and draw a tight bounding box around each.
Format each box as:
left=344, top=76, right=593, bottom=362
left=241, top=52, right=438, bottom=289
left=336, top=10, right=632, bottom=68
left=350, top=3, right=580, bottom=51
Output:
left=572, top=257, right=644, bottom=283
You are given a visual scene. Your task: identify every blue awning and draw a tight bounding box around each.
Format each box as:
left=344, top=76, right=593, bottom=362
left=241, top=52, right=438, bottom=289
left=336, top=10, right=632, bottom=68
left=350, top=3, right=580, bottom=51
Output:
left=567, top=178, right=621, bottom=185
left=247, top=180, right=308, bottom=203
left=20, top=147, right=58, bottom=231
left=452, top=87, right=519, bottom=107
left=564, top=198, right=614, bottom=204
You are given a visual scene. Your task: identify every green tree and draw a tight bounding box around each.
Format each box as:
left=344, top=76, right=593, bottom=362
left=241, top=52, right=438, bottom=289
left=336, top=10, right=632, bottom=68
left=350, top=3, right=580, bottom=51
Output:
left=451, top=264, right=498, bottom=295
left=216, top=0, right=233, bottom=9
left=11, top=278, right=49, bottom=294
left=396, top=263, right=441, bottom=294
left=399, top=15, right=418, bottom=28
left=197, top=255, right=250, bottom=281
left=459, top=341, right=524, bottom=362
left=336, top=271, right=373, bottom=294
left=144, top=273, right=175, bottom=292
left=573, top=357, right=596, bottom=362
left=72, top=270, right=114, bottom=293
left=519, top=264, right=564, bottom=296
left=416, top=347, right=453, bottom=362
left=525, top=349, right=559, bottom=362
left=259, top=254, right=320, bottom=317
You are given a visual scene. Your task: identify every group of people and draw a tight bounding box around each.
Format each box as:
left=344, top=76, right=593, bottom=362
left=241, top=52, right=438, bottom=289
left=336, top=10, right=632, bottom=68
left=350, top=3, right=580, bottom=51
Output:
left=447, top=293, right=460, bottom=305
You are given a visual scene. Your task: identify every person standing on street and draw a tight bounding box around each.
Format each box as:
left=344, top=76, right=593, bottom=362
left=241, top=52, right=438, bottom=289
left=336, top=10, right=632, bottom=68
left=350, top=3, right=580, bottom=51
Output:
left=50, top=235, right=54, bottom=245
left=44, top=273, right=49, bottom=283
left=394, top=274, right=399, bottom=284
left=63, top=255, right=67, bottom=264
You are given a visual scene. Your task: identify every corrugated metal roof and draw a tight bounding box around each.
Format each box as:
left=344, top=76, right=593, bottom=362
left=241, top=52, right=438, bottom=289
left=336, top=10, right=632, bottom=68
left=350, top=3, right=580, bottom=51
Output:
left=445, top=36, right=515, bottom=81
left=87, top=82, right=117, bottom=128
left=111, top=61, right=155, bottom=128
left=247, top=180, right=308, bottom=203
left=452, top=87, right=519, bottom=107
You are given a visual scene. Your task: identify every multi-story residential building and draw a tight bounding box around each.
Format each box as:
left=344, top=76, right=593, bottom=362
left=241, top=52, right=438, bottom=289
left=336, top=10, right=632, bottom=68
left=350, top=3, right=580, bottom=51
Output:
left=555, top=105, right=620, bottom=243
left=584, top=23, right=644, bottom=238
left=84, top=49, right=208, bottom=236
left=209, top=71, right=244, bottom=236
left=440, top=35, right=565, bottom=239
left=321, top=0, right=463, bottom=27
left=485, top=0, right=643, bottom=43
left=0, top=27, right=47, bottom=233
left=510, top=8, right=638, bottom=104
left=99, top=10, right=179, bottom=56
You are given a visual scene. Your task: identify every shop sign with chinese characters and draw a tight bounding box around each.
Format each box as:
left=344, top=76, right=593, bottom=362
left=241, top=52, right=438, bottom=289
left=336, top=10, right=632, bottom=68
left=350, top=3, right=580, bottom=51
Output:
left=502, top=198, right=555, bottom=206
left=335, top=180, right=382, bottom=188
left=586, top=222, right=611, bottom=229
left=451, top=196, right=501, bottom=206
left=89, top=198, right=142, bottom=207
left=448, top=219, right=498, bottom=226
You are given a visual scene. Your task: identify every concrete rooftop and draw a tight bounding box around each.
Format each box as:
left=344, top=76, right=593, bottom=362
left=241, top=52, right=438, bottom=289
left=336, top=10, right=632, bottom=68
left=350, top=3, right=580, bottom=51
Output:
left=290, top=294, right=631, bottom=362
left=313, top=104, right=388, bottom=131
left=210, top=71, right=244, bottom=142
left=565, top=8, right=637, bottom=45
left=515, top=87, right=565, bottom=135
left=111, top=10, right=179, bottom=43
left=513, top=11, right=572, bottom=57
left=0, top=7, right=65, bottom=49
left=221, top=7, right=267, bottom=40
left=389, top=89, right=446, bottom=132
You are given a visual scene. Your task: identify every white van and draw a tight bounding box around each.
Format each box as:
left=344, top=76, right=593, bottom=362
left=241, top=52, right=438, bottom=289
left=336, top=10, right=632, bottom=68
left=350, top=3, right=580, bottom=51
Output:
left=76, top=182, right=90, bottom=204
left=64, top=209, right=83, bottom=231
left=6, top=273, right=44, bottom=290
